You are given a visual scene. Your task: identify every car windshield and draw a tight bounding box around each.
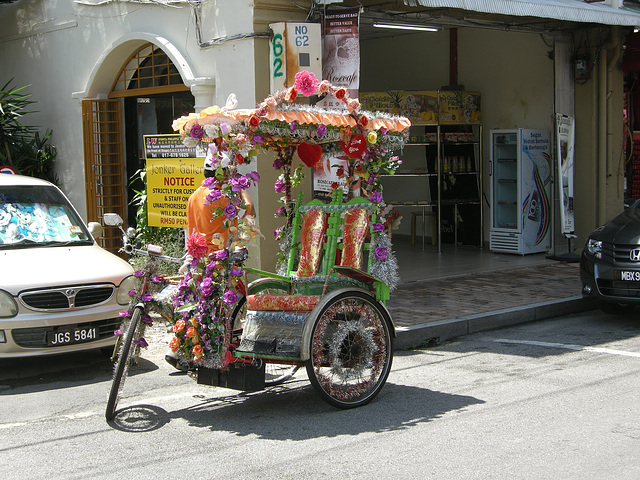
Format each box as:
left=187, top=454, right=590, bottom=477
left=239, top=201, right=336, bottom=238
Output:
left=0, top=185, right=93, bottom=249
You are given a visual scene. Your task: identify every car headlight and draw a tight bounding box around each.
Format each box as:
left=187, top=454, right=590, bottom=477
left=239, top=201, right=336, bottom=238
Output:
left=0, top=290, right=18, bottom=318
left=587, top=239, right=602, bottom=259
left=116, top=275, right=141, bottom=305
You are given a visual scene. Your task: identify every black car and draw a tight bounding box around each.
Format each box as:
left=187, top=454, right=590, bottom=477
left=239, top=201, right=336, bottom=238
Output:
left=580, top=200, right=640, bottom=313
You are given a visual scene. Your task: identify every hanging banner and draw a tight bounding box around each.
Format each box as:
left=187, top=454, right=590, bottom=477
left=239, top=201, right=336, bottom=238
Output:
left=315, top=8, right=360, bottom=198
left=320, top=7, right=360, bottom=105
left=556, top=114, right=575, bottom=233
left=144, top=134, right=205, bottom=228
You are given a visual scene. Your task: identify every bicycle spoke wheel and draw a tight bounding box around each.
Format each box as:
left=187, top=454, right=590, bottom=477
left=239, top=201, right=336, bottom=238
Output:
left=306, top=291, right=393, bottom=409
left=106, top=306, right=143, bottom=421
left=265, top=363, right=299, bottom=386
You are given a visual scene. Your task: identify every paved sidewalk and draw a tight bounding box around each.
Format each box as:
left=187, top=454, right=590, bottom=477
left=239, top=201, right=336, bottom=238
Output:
left=386, top=262, right=595, bottom=349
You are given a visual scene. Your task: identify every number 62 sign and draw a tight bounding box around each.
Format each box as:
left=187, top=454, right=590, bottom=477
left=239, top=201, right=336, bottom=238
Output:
left=269, top=22, right=321, bottom=94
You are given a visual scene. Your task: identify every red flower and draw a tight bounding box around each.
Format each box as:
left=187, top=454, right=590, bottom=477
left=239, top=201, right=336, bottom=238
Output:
left=249, top=114, right=260, bottom=128
left=285, top=87, right=297, bottom=102
left=335, top=88, right=347, bottom=100
left=235, top=153, right=245, bottom=164
left=187, top=233, right=208, bottom=259
left=358, top=115, right=368, bottom=127
left=331, top=182, right=339, bottom=189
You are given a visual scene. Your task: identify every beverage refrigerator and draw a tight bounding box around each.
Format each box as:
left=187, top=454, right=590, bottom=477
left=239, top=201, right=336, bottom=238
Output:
left=489, top=129, right=552, bottom=254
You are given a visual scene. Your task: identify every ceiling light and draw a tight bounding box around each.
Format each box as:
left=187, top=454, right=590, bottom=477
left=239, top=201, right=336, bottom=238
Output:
left=372, top=22, right=439, bottom=32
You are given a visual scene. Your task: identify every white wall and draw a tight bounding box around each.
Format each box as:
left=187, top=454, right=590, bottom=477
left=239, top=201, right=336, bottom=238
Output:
left=0, top=0, right=257, bottom=218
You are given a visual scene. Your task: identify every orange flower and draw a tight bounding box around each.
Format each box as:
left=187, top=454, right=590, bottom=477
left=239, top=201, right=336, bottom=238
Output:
left=186, top=326, right=198, bottom=338
left=192, top=344, right=203, bottom=356
left=190, top=317, right=198, bottom=328
left=170, top=336, right=180, bottom=352
left=173, top=319, right=186, bottom=333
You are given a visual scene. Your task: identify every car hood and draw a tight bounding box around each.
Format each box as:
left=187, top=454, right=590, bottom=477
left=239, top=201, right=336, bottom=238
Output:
left=0, top=244, right=134, bottom=295
left=595, top=207, right=640, bottom=245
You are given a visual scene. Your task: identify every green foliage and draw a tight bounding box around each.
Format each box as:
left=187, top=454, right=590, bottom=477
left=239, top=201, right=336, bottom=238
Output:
left=129, top=168, right=185, bottom=276
left=0, top=80, right=59, bottom=184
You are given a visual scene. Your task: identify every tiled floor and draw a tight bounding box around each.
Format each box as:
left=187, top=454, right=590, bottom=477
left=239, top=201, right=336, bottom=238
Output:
left=391, top=236, right=560, bottom=283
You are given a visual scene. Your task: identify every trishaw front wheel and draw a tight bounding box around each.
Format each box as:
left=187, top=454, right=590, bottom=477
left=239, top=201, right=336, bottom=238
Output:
left=306, top=291, right=393, bottom=409
left=106, top=306, right=143, bottom=421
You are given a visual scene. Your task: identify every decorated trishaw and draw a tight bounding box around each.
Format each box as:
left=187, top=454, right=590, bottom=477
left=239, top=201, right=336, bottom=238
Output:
left=106, top=71, right=410, bottom=420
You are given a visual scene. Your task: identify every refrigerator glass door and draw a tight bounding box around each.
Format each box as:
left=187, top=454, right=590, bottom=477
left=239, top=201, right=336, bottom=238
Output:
left=492, top=132, right=519, bottom=231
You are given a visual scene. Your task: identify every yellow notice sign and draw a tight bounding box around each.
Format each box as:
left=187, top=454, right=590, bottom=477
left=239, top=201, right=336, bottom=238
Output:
left=144, top=135, right=205, bottom=228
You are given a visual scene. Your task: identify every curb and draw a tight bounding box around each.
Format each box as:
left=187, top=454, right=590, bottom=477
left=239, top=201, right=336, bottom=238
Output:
left=394, top=296, right=595, bottom=350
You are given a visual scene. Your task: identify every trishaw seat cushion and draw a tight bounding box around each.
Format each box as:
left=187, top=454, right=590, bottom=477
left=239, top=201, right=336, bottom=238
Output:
left=246, top=294, right=320, bottom=312
left=295, top=209, right=328, bottom=277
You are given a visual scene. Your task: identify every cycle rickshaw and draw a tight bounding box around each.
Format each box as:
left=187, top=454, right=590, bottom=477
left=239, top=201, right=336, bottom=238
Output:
left=106, top=71, right=410, bottom=420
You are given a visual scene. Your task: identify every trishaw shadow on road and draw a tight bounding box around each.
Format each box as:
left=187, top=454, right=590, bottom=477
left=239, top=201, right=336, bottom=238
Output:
left=109, top=380, right=484, bottom=437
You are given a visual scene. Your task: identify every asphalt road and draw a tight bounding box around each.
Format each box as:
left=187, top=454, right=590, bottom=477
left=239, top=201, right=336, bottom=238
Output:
left=1, top=310, right=639, bottom=479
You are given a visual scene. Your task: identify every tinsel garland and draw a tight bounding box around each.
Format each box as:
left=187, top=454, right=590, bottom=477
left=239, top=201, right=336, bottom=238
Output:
left=369, top=232, right=400, bottom=292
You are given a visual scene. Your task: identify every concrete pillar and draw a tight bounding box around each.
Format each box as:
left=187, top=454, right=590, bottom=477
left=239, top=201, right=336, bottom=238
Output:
left=190, top=83, right=216, bottom=113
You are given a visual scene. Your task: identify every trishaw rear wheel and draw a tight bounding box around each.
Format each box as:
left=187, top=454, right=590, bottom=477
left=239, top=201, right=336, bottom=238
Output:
left=306, top=291, right=393, bottom=409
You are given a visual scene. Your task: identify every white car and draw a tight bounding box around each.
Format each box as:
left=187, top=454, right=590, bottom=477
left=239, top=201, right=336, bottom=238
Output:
left=0, top=174, right=136, bottom=357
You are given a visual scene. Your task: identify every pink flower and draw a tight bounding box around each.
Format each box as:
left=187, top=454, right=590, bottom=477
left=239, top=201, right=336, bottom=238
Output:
left=318, top=80, right=331, bottom=94
left=294, top=71, right=319, bottom=96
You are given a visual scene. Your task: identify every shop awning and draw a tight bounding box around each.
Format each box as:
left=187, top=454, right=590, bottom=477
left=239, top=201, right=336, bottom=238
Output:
left=405, top=0, right=640, bottom=27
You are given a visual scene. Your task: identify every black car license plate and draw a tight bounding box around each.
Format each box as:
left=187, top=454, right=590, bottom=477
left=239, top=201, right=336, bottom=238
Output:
left=618, top=270, right=640, bottom=282
left=47, top=326, right=98, bottom=346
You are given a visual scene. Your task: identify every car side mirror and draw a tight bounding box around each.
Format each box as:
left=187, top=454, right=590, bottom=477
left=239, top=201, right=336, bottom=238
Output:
left=103, top=213, right=123, bottom=227
left=87, top=222, right=103, bottom=239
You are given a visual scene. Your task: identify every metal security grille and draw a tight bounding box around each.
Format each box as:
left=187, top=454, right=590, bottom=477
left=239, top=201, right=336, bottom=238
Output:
left=82, top=99, right=126, bottom=254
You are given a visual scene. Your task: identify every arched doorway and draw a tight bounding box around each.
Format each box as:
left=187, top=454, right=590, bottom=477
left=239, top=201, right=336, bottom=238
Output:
left=82, top=43, right=194, bottom=252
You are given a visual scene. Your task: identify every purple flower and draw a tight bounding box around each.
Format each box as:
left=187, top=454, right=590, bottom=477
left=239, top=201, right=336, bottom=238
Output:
left=151, top=275, right=163, bottom=284
left=276, top=206, right=286, bottom=217
left=273, top=158, right=284, bottom=169
left=114, top=329, right=122, bottom=336
left=369, top=192, right=383, bottom=204
left=202, top=177, right=217, bottom=188
left=215, top=249, right=228, bottom=260
left=223, top=204, right=238, bottom=219
left=119, top=310, right=131, bottom=318
left=134, top=270, right=145, bottom=277
left=223, top=290, right=238, bottom=305
left=274, top=179, right=286, bottom=193
left=189, top=124, right=204, bottom=139
left=220, top=122, right=230, bottom=135
left=274, top=227, right=282, bottom=239
left=128, top=289, right=137, bottom=297
left=205, top=189, right=222, bottom=204
left=142, top=314, right=153, bottom=325
left=141, top=293, right=153, bottom=302
left=231, top=176, right=250, bottom=192
left=230, top=267, right=243, bottom=277
left=317, top=124, right=327, bottom=138
left=252, top=135, right=264, bottom=144
left=290, top=121, right=297, bottom=131
left=247, top=171, right=260, bottom=183
left=372, top=222, right=384, bottom=232
left=133, top=337, right=149, bottom=348
left=374, top=246, right=387, bottom=261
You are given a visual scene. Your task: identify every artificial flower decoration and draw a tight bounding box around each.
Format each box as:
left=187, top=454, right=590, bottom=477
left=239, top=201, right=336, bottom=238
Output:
left=169, top=71, right=409, bottom=365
